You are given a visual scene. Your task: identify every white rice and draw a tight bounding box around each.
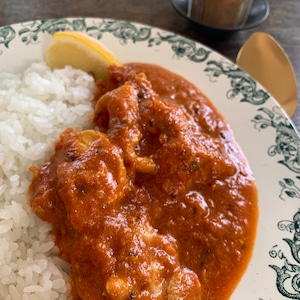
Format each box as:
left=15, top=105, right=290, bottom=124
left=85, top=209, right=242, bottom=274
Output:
left=0, top=62, right=95, bottom=299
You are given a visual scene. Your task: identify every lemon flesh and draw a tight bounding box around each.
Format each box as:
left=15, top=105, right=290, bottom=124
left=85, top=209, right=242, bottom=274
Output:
left=46, top=31, right=121, bottom=80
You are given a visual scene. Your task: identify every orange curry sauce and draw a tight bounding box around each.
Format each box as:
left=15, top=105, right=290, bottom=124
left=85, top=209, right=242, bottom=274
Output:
left=29, top=63, right=258, bottom=299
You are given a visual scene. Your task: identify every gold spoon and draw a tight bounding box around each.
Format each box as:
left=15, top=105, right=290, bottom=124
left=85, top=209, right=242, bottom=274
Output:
left=236, top=32, right=298, bottom=117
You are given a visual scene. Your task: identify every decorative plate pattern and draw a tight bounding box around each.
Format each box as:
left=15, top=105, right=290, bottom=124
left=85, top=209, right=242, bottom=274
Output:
left=1, top=17, right=300, bottom=299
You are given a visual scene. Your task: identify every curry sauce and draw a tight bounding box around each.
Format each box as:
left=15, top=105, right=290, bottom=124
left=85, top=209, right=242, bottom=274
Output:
left=29, top=63, right=258, bottom=299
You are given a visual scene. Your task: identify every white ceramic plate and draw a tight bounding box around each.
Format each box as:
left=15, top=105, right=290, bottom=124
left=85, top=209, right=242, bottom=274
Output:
left=1, top=18, right=300, bottom=300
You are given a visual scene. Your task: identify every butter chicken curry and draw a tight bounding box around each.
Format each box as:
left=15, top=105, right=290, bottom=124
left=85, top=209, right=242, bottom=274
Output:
left=30, top=63, right=258, bottom=299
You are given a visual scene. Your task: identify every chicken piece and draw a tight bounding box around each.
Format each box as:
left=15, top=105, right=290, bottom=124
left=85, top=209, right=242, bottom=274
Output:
left=95, top=79, right=156, bottom=174
left=70, top=210, right=202, bottom=300
left=166, top=269, right=202, bottom=300
left=55, top=129, right=129, bottom=231
left=136, top=97, right=237, bottom=196
left=30, top=128, right=129, bottom=260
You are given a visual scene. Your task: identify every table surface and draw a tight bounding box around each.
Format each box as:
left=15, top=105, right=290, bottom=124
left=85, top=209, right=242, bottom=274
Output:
left=1, top=0, right=300, bottom=131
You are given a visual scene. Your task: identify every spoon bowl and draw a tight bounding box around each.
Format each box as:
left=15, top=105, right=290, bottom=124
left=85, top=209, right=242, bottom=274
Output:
left=236, top=32, right=298, bottom=117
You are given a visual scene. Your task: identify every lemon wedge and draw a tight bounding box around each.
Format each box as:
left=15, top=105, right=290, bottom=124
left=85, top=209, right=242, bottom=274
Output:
left=46, top=31, right=121, bottom=80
